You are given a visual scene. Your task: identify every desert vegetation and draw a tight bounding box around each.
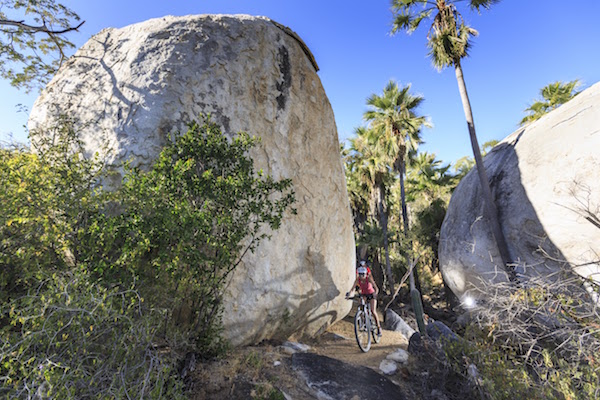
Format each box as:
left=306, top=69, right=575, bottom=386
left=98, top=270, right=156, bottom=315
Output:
left=1, top=0, right=598, bottom=399
left=0, top=117, right=295, bottom=397
left=340, top=1, right=597, bottom=397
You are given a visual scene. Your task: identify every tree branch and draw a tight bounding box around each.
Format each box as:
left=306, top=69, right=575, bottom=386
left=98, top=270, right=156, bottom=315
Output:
left=0, top=19, right=84, bottom=35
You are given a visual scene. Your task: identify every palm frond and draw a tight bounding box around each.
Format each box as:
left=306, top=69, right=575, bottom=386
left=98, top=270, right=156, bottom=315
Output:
left=391, top=13, right=413, bottom=33
left=520, top=80, right=581, bottom=125
left=469, top=0, right=501, bottom=12
left=391, top=1, right=434, bottom=34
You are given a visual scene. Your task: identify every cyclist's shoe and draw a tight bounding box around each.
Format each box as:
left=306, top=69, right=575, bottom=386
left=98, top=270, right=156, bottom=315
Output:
left=377, top=328, right=382, bottom=338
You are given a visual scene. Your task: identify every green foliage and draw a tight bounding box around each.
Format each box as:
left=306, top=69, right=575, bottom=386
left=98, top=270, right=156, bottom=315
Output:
left=390, top=0, right=497, bottom=69
left=427, top=13, right=478, bottom=70
left=436, top=277, right=600, bottom=400
left=0, top=0, right=83, bottom=91
left=442, top=327, right=543, bottom=399
left=1, top=270, right=184, bottom=398
left=82, top=118, right=296, bottom=356
left=345, top=80, right=430, bottom=293
left=520, top=80, right=581, bottom=125
left=0, top=116, right=296, bottom=397
left=0, top=117, right=108, bottom=304
left=0, top=121, right=180, bottom=398
left=451, top=140, right=497, bottom=180
left=408, top=321, right=600, bottom=400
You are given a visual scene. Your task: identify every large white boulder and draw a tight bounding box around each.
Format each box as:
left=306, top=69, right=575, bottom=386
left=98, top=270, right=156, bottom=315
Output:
left=28, top=14, right=354, bottom=346
left=440, top=82, right=600, bottom=302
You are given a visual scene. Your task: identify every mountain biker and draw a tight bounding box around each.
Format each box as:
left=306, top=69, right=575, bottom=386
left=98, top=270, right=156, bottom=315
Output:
left=346, top=265, right=382, bottom=337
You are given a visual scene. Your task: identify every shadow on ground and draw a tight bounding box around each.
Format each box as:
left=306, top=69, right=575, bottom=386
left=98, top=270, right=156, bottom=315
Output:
left=292, top=352, right=407, bottom=399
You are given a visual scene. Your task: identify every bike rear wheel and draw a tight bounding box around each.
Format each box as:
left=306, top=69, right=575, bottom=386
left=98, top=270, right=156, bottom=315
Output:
left=354, top=309, right=371, bottom=352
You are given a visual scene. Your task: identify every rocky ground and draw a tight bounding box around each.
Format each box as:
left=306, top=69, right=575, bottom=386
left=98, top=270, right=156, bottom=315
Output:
left=186, top=298, right=450, bottom=400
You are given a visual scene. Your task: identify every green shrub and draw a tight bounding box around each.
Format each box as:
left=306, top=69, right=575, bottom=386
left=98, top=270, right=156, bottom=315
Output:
left=81, top=118, right=296, bottom=356
left=0, top=118, right=109, bottom=304
left=1, top=269, right=184, bottom=398
left=408, top=277, right=600, bottom=400
left=0, top=116, right=296, bottom=397
left=0, top=119, right=182, bottom=398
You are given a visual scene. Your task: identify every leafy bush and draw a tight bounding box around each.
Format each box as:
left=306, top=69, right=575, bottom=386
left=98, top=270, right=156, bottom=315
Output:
left=0, top=118, right=108, bottom=304
left=2, top=270, right=183, bottom=398
left=1, top=116, right=296, bottom=397
left=81, top=119, right=296, bottom=356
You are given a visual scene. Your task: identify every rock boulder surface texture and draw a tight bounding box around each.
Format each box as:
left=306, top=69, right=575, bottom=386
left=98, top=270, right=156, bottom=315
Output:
left=440, top=82, right=600, bottom=302
left=28, top=14, right=355, bottom=346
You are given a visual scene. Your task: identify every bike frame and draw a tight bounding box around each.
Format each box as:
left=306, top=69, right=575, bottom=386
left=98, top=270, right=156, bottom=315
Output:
left=349, top=295, right=380, bottom=352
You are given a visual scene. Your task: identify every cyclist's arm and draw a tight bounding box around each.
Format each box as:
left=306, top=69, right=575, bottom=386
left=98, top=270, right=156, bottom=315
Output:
left=346, top=277, right=359, bottom=297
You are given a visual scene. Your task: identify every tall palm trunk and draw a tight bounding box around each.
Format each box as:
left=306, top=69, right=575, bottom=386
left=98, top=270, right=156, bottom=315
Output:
left=398, top=161, right=415, bottom=290
left=397, top=156, right=426, bottom=334
left=395, top=157, right=413, bottom=286
left=454, top=62, right=517, bottom=282
left=376, top=183, right=395, bottom=294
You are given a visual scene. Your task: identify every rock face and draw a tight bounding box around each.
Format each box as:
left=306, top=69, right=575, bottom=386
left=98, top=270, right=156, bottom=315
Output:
left=440, top=82, right=600, bottom=302
left=292, top=353, right=408, bottom=399
left=28, top=14, right=355, bottom=346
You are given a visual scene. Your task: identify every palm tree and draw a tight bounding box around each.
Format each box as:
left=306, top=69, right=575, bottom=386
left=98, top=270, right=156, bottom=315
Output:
left=406, top=152, right=455, bottom=295
left=390, top=0, right=517, bottom=282
left=364, top=80, right=428, bottom=238
left=363, top=81, right=429, bottom=324
left=406, top=152, right=455, bottom=204
left=520, top=80, right=581, bottom=125
left=345, top=128, right=396, bottom=293
left=341, top=140, right=370, bottom=235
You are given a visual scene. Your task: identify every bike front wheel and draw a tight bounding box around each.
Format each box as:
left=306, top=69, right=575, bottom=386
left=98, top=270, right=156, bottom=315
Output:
left=354, top=309, right=371, bottom=352
left=371, top=315, right=381, bottom=344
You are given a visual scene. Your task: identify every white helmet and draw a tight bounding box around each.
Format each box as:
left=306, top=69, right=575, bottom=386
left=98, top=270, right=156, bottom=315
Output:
left=359, top=260, right=367, bottom=267
left=357, top=267, right=367, bottom=275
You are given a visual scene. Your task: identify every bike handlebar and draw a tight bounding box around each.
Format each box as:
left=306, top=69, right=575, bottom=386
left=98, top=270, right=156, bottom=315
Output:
left=345, top=294, right=376, bottom=300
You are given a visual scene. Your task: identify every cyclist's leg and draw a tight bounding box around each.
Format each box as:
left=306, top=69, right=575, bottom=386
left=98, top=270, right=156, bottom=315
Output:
left=369, top=296, right=382, bottom=333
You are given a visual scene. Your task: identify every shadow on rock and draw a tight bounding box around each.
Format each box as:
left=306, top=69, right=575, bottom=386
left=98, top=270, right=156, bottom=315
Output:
left=292, top=352, right=407, bottom=400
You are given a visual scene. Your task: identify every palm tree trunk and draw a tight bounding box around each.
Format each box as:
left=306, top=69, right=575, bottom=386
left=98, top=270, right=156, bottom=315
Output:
left=378, top=187, right=395, bottom=294
left=397, top=161, right=415, bottom=291
left=398, top=158, right=426, bottom=334
left=454, top=62, right=517, bottom=283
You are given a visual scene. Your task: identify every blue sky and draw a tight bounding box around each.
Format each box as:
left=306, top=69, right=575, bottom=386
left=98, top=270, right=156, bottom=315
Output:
left=1, top=0, right=599, bottom=167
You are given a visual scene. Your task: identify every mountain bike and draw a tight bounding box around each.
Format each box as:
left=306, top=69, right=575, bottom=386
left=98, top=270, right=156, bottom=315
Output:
left=347, top=295, right=381, bottom=352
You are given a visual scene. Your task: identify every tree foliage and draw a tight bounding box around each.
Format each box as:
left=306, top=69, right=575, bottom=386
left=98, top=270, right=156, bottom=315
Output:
left=0, top=0, right=83, bottom=91
left=520, top=80, right=581, bottom=125
left=0, top=117, right=296, bottom=397
left=390, top=0, right=516, bottom=278
left=85, top=119, right=297, bottom=353
left=452, top=139, right=498, bottom=180
left=390, top=0, right=498, bottom=67
left=363, top=79, right=430, bottom=329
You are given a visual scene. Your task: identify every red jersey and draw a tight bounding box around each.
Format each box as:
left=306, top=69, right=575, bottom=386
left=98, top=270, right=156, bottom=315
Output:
left=357, top=276, right=375, bottom=295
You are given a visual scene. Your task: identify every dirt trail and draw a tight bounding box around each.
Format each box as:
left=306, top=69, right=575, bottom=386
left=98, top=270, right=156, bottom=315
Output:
left=189, top=303, right=414, bottom=399
left=308, top=303, right=410, bottom=372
